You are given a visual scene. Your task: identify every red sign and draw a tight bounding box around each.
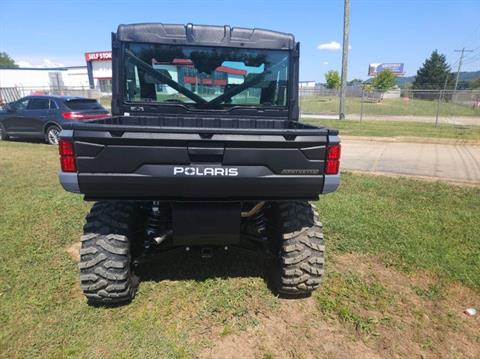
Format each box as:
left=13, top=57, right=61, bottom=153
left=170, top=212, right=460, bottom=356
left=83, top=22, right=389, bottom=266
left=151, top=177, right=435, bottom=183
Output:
left=85, top=52, right=112, bottom=62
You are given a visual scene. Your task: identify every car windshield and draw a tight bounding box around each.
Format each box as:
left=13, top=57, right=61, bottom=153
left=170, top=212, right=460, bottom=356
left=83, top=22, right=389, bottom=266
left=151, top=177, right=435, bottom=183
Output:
left=124, top=43, right=289, bottom=108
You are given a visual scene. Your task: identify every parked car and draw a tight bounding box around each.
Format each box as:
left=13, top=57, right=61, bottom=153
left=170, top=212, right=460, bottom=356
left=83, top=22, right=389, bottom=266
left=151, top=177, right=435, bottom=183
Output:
left=0, top=95, right=109, bottom=144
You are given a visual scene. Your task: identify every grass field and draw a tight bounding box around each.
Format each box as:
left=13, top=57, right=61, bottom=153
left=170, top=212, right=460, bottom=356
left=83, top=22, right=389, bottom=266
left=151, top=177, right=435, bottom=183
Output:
left=302, top=118, right=480, bottom=140
left=300, top=96, right=480, bottom=117
left=1, top=141, right=479, bottom=358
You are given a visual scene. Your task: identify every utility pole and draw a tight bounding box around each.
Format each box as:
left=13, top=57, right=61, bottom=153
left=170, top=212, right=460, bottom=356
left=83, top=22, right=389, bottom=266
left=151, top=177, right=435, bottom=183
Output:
left=453, top=48, right=473, bottom=93
left=435, top=74, right=450, bottom=127
left=339, top=0, right=350, bottom=120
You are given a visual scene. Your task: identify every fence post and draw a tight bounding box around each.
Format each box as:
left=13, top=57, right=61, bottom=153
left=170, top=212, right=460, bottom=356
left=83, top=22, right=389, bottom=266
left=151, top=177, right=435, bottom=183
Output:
left=435, top=89, right=442, bottom=127
left=360, top=88, right=364, bottom=122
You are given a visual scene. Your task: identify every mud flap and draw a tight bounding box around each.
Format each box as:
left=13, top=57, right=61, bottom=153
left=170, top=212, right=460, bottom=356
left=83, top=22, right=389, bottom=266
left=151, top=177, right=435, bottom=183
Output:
left=172, top=202, right=241, bottom=246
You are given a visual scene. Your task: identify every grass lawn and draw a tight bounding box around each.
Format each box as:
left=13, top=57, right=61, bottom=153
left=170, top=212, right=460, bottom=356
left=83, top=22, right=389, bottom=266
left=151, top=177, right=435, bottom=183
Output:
left=300, top=96, right=480, bottom=117
left=1, top=141, right=479, bottom=358
left=302, top=118, right=480, bottom=140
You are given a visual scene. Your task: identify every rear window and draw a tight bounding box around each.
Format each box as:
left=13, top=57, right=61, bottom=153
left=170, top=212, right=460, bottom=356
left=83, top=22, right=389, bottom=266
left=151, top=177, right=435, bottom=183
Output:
left=64, top=99, right=104, bottom=111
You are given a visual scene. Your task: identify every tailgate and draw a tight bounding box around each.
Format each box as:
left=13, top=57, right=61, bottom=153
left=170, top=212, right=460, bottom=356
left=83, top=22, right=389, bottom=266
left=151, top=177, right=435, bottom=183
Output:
left=60, top=126, right=340, bottom=200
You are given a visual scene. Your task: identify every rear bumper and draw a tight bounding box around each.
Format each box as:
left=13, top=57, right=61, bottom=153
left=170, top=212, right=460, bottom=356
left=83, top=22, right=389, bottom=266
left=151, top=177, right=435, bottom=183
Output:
left=59, top=166, right=340, bottom=201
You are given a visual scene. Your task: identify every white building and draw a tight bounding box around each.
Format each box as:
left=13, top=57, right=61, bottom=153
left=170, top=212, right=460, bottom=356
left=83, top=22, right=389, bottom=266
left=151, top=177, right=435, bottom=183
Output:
left=299, top=81, right=316, bottom=88
left=85, top=51, right=112, bottom=93
left=0, top=66, right=89, bottom=89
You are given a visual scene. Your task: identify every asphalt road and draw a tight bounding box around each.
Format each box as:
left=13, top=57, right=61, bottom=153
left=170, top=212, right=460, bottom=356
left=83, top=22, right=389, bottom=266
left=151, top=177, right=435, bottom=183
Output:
left=341, top=138, right=480, bottom=184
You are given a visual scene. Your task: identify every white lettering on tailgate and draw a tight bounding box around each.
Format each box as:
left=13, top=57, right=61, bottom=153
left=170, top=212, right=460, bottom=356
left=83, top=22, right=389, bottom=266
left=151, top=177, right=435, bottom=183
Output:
left=173, top=167, right=239, bottom=176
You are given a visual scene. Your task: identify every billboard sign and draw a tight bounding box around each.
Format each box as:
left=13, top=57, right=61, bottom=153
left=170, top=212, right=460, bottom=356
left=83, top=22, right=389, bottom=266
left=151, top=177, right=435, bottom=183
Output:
left=368, top=63, right=404, bottom=76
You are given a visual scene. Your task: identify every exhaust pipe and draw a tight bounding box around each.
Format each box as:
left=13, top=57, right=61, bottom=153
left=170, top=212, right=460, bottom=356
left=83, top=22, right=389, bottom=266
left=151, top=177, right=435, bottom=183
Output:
left=153, top=230, right=172, bottom=245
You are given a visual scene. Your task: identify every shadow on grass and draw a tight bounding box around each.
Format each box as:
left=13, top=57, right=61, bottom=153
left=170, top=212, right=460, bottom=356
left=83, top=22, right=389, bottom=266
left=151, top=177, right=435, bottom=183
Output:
left=137, top=247, right=267, bottom=283
left=135, top=247, right=309, bottom=301
left=86, top=248, right=274, bottom=308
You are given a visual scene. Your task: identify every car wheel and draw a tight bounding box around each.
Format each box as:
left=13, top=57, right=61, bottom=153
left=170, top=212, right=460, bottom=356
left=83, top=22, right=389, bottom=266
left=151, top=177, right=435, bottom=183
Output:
left=0, top=124, right=9, bottom=141
left=45, top=125, right=61, bottom=145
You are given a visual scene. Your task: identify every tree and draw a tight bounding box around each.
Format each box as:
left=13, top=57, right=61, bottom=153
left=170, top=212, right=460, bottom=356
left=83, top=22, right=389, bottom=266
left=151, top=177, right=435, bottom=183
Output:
left=412, top=50, right=452, bottom=89
left=372, top=69, right=396, bottom=92
left=348, top=78, right=364, bottom=86
left=0, top=52, right=18, bottom=68
left=324, top=70, right=340, bottom=89
left=469, top=78, right=480, bottom=89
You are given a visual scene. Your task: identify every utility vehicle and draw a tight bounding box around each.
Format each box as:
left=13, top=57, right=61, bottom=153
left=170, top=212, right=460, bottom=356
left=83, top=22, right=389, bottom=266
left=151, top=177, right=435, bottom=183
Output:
left=58, top=23, right=341, bottom=304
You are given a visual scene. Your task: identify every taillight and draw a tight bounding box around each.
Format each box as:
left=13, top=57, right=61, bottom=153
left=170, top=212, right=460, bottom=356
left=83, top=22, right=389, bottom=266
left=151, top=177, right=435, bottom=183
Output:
left=58, top=139, right=77, bottom=172
left=62, top=112, right=109, bottom=120
left=325, top=144, right=341, bottom=175
left=59, top=139, right=74, bottom=156
left=62, top=112, right=80, bottom=120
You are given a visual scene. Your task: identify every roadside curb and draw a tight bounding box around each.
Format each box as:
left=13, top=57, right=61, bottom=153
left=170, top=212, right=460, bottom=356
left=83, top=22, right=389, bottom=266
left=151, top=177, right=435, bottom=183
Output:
left=341, top=135, right=480, bottom=146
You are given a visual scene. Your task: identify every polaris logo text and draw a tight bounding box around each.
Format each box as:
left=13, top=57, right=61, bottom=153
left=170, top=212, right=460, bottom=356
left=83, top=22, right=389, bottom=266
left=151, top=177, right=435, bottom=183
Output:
left=174, top=167, right=239, bottom=176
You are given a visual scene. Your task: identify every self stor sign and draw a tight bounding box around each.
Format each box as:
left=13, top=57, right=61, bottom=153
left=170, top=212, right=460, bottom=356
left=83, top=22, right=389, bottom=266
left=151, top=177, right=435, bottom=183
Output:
left=85, top=52, right=112, bottom=62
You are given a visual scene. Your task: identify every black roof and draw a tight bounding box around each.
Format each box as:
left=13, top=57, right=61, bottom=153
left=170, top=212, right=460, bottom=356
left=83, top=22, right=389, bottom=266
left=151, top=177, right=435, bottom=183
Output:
left=22, top=95, right=89, bottom=101
left=116, top=23, right=295, bottom=50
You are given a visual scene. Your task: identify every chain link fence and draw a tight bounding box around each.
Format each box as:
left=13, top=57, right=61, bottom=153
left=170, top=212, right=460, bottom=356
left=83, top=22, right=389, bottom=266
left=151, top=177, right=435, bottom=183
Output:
left=2, top=85, right=479, bottom=128
left=300, top=88, right=480, bottom=127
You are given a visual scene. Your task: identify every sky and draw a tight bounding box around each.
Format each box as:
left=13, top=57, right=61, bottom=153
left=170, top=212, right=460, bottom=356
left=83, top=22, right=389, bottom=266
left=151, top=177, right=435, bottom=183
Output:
left=1, top=0, right=479, bottom=81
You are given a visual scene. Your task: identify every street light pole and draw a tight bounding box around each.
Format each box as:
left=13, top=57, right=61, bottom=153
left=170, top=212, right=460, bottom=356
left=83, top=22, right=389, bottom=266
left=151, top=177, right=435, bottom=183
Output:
left=339, top=0, right=350, bottom=120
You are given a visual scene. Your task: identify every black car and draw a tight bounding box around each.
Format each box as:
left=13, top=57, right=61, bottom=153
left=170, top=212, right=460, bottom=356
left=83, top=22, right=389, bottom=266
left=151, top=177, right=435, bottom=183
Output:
left=0, top=95, right=109, bottom=144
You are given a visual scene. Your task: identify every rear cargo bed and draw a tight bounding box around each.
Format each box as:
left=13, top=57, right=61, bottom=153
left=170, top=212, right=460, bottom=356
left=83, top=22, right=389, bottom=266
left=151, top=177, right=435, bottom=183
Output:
left=65, top=115, right=330, bottom=135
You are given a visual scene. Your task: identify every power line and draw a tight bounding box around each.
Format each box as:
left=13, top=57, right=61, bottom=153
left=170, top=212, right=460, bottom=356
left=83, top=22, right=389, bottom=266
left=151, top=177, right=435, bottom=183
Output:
left=453, top=48, right=474, bottom=93
left=462, top=54, right=480, bottom=66
left=461, top=46, right=480, bottom=62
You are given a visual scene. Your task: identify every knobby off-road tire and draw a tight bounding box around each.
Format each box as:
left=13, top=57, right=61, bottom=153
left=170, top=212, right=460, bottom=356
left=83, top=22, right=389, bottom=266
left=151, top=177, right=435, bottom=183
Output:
left=80, top=201, right=139, bottom=305
left=268, top=201, right=325, bottom=297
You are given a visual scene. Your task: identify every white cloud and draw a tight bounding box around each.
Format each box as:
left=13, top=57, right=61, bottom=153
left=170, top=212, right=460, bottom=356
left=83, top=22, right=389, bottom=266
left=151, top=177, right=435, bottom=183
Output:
left=318, top=41, right=341, bottom=50
left=317, top=41, right=352, bottom=51
left=17, top=60, right=34, bottom=68
left=41, top=58, right=65, bottom=67
left=322, top=61, right=329, bottom=65
left=16, top=58, right=66, bottom=68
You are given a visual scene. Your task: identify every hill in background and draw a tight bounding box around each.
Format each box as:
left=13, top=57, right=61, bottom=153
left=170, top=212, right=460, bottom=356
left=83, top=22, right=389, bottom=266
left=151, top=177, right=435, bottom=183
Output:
left=396, top=71, right=480, bottom=88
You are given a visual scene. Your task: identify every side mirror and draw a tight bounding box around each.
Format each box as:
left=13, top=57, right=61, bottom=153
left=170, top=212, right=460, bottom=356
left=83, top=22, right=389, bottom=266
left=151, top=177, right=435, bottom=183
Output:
left=5, top=104, right=15, bottom=112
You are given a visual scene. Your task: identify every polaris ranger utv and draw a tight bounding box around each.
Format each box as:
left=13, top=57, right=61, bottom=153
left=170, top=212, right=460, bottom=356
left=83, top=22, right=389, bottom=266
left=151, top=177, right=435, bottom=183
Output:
left=58, top=23, right=341, bottom=305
